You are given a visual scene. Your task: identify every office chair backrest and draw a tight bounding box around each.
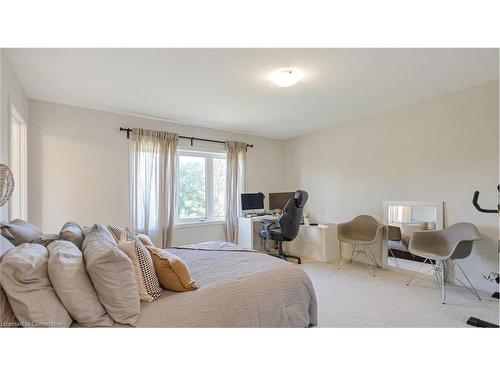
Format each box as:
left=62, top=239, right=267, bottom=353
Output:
left=278, top=190, right=308, bottom=241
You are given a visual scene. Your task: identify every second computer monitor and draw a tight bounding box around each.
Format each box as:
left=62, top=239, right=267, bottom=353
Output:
left=269, top=192, right=294, bottom=211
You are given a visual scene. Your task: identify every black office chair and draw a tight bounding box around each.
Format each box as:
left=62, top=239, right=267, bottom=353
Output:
left=259, top=190, right=308, bottom=264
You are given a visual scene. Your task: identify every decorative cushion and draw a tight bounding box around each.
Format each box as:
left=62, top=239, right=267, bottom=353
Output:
left=149, top=247, right=198, bottom=292
left=0, top=243, right=73, bottom=327
left=136, top=233, right=154, bottom=247
left=48, top=240, right=113, bottom=327
left=82, top=224, right=140, bottom=325
left=107, top=224, right=124, bottom=243
left=0, top=233, right=15, bottom=260
left=0, top=219, right=43, bottom=246
left=59, top=221, right=84, bottom=249
left=117, top=229, right=162, bottom=302
left=108, top=224, right=155, bottom=247
left=0, top=235, right=18, bottom=327
left=0, top=287, right=18, bottom=327
left=31, top=233, right=59, bottom=247
left=401, top=222, right=428, bottom=245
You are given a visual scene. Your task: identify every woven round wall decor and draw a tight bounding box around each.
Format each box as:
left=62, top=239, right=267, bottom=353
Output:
left=0, top=164, right=14, bottom=207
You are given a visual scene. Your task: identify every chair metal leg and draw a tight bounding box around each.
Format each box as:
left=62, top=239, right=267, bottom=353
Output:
left=433, top=260, right=447, bottom=304
left=349, top=244, right=357, bottom=263
left=451, top=261, right=481, bottom=300
left=406, top=258, right=430, bottom=286
left=359, top=245, right=377, bottom=277
left=365, top=245, right=381, bottom=268
left=337, top=243, right=355, bottom=269
left=388, top=248, right=400, bottom=267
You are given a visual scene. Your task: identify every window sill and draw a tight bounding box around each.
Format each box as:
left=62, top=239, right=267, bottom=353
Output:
left=174, top=220, right=225, bottom=229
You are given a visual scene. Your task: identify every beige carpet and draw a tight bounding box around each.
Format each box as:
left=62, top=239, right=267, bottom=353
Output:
left=300, top=259, right=499, bottom=327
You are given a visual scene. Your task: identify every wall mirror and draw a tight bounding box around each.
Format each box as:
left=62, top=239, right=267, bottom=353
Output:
left=382, top=201, right=444, bottom=269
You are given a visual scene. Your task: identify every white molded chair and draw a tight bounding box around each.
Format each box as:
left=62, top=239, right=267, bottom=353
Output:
left=406, top=222, right=482, bottom=304
left=337, top=215, right=384, bottom=276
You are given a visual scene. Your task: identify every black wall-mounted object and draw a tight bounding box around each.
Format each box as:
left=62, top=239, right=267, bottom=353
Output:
left=467, top=185, right=500, bottom=328
left=472, top=185, right=500, bottom=213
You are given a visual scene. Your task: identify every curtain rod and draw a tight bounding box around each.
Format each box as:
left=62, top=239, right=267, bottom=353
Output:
left=119, top=127, right=253, bottom=148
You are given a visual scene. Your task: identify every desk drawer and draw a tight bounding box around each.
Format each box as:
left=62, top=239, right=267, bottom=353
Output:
left=300, top=227, right=322, bottom=245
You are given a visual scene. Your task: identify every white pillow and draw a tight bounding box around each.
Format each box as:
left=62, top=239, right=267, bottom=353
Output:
left=0, top=243, right=73, bottom=327
left=48, top=240, right=113, bottom=327
left=82, top=224, right=140, bottom=325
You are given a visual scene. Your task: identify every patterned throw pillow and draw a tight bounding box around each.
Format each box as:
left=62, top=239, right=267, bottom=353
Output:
left=108, top=225, right=155, bottom=248
left=117, top=228, right=162, bottom=302
left=107, top=224, right=123, bottom=243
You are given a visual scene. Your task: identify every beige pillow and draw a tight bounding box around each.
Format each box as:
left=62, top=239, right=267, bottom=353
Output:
left=59, top=221, right=84, bottom=249
left=0, top=287, right=18, bottom=327
left=0, top=219, right=43, bottom=246
left=136, top=233, right=154, bottom=247
left=108, top=224, right=154, bottom=247
left=0, top=235, right=19, bottom=327
left=82, top=224, right=140, bottom=325
left=0, top=243, right=73, bottom=327
left=401, top=222, right=428, bottom=245
left=117, top=229, right=162, bottom=302
left=149, top=247, right=198, bottom=292
left=48, top=240, right=113, bottom=327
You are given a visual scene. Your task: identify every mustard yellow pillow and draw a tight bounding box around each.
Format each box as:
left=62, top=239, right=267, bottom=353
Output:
left=148, top=247, right=198, bottom=292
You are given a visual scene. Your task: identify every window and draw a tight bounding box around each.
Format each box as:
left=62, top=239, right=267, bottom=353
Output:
left=9, top=107, right=28, bottom=220
left=176, top=150, right=227, bottom=224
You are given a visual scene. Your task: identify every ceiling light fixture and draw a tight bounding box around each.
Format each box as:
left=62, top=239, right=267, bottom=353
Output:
left=268, top=67, right=304, bottom=87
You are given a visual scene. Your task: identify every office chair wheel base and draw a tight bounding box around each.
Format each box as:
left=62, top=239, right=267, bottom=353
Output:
left=284, top=254, right=302, bottom=264
left=270, top=252, right=301, bottom=264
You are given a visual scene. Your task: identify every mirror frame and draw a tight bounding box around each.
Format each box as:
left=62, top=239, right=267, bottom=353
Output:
left=381, top=200, right=444, bottom=268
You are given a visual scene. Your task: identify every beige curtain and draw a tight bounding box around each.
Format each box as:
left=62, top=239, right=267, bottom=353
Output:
left=225, top=141, right=247, bottom=242
left=130, top=128, right=179, bottom=248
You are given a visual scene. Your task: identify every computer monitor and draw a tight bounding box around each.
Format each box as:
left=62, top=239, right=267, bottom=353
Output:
left=241, top=193, right=265, bottom=215
left=269, top=192, right=295, bottom=211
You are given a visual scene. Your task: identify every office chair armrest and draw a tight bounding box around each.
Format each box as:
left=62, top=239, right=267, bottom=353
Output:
left=260, top=219, right=276, bottom=229
left=260, top=219, right=274, bottom=228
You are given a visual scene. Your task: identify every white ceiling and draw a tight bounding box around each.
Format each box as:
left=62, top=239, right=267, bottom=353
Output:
left=7, top=48, right=499, bottom=139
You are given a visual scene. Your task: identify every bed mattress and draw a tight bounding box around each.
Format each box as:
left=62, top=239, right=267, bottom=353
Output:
left=136, top=241, right=317, bottom=327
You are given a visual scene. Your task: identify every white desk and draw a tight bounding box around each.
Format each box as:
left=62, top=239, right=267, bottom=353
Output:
left=237, top=216, right=339, bottom=262
left=287, top=224, right=339, bottom=262
left=237, top=215, right=278, bottom=250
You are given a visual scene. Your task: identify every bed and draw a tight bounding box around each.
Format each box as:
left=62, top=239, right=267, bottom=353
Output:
left=136, top=241, right=317, bottom=328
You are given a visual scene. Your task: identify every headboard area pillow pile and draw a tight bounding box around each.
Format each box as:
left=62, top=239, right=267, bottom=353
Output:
left=0, top=220, right=147, bottom=327
left=117, top=228, right=162, bottom=302
left=82, top=224, right=141, bottom=325
left=0, top=219, right=43, bottom=246
left=0, top=234, right=18, bottom=327
left=58, top=221, right=84, bottom=248
left=1, top=243, right=73, bottom=327
left=48, top=240, right=113, bottom=327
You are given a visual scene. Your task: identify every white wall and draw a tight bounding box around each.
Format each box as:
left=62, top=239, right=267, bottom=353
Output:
left=0, top=49, right=29, bottom=221
left=28, top=100, right=286, bottom=245
left=24, top=74, right=500, bottom=293
left=284, top=81, right=499, bottom=293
